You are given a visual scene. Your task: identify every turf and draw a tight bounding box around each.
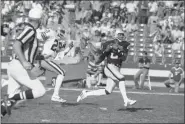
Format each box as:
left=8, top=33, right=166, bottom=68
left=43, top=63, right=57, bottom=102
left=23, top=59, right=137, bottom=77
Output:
left=1, top=85, right=184, bottom=123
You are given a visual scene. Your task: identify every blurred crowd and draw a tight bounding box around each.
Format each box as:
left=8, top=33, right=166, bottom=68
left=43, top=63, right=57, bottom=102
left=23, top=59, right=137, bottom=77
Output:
left=1, top=0, right=184, bottom=62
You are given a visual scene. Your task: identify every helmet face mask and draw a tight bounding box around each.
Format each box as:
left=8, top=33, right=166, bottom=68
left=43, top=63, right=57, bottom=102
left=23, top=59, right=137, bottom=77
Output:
left=117, top=33, right=125, bottom=40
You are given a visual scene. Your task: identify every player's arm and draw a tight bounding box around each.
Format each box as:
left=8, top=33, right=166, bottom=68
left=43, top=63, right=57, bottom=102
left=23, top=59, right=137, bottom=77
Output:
left=95, top=45, right=111, bottom=64
left=63, top=42, right=74, bottom=56
left=13, top=27, right=35, bottom=69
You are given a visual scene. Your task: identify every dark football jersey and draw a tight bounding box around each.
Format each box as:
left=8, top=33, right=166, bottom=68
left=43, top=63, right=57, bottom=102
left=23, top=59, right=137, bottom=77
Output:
left=98, top=39, right=130, bottom=67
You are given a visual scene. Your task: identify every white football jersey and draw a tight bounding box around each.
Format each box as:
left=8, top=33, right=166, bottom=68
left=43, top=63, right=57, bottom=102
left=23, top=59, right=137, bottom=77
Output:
left=37, top=28, right=65, bottom=57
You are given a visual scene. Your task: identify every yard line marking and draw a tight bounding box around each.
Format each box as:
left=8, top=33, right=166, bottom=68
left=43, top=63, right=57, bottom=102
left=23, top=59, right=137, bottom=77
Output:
left=46, top=87, right=184, bottom=96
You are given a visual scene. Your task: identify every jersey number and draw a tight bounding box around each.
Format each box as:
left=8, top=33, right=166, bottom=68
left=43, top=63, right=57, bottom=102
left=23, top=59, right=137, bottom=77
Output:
left=51, top=39, right=63, bottom=52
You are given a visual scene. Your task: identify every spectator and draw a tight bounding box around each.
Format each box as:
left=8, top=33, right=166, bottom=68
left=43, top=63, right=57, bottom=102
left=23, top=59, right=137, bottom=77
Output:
left=164, top=1, right=175, bottom=9
left=162, top=26, right=173, bottom=44
left=171, top=25, right=182, bottom=42
left=100, top=20, right=110, bottom=36
left=164, top=60, right=184, bottom=93
left=120, top=5, right=128, bottom=24
left=75, top=5, right=83, bottom=24
left=133, top=51, right=151, bottom=89
left=125, top=19, right=138, bottom=33
left=148, top=12, right=159, bottom=35
left=91, top=21, right=101, bottom=34
left=126, top=1, right=138, bottom=23
left=92, top=1, right=102, bottom=12
left=157, top=2, right=165, bottom=19
left=172, top=9, right=181, bottom=27
left=91, top=8, right=102, bottom=22
left=101, top=8, right=112, bottom=20
left=137, top=1, right=148, bottom=24
left=154, top=40, right=164, bottom=56
left=172, top=38, right=182, bottom=51
left=148, top=1, right=158, bottom=15
left=152, top=25, right=162, bottom=43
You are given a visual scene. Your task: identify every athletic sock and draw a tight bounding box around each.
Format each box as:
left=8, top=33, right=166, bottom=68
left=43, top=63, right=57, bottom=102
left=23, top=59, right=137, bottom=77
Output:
left=86, top=89, right=106, bottom=96
left=119, top=81, right=128, bottom=101
left=53, top=75, right=64, bottom=96
left=9, top=90, right=34, bottom=101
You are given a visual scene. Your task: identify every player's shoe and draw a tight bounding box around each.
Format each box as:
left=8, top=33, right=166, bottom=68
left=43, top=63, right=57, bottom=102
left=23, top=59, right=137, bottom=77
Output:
left=51, top=95, right=66, bottom=103
left=124, top=98, right=137, bottom=107
left=1, top=95, right=15, bottom=116
left=51, top=77, right=56, bottom=87
left=77, top=90, right=88, bottom=102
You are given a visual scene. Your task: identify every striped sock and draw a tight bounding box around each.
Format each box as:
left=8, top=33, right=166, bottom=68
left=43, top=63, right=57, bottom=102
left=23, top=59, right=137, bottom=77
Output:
left=10, top=90, right=34, bottom=101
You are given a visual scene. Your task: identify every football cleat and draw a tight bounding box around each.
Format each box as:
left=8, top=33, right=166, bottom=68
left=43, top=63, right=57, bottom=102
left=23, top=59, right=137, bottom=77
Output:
left=77, top=90, right=88, bottom=102
left=124, top=99, right=137, bottom=107
left=2, top=95, right=15, bottom=115
left=51, top=77, right=56, bottom=87
left=51, top=95, right=66, bottom=103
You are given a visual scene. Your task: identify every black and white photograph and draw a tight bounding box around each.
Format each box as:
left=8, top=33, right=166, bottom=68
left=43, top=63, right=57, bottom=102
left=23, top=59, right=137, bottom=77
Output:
left=1, top=0, right=184, bottom=123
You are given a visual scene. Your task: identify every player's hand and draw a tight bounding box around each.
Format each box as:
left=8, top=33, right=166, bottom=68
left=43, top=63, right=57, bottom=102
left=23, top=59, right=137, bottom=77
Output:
left=105, top=45, right=112, bottom=52
left=22, top=61, right=33, bottom=70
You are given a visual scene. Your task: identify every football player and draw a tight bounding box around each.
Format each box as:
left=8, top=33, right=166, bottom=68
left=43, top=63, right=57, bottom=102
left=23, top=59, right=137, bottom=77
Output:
left=37, top=25, right=73, bottom=103
left=164, top=60, right=184, bottom=93
left=77, top=29, right=136, bottom=107
left=1, top=8, right=46, bottom=117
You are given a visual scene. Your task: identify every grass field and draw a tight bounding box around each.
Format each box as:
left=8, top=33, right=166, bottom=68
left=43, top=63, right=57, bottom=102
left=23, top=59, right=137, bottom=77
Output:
left=1, top=82, right=184, bottom=123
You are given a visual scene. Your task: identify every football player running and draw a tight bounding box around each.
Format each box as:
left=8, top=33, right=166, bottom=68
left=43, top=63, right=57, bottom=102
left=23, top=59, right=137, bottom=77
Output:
left=77, top=29, right=136, bottom=107
left=37, top=24, right=73, bottom=103
left=1, top=8, right=46, bottom=117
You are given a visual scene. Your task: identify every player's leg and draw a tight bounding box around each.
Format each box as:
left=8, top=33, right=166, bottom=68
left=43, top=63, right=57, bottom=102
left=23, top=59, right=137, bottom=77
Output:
left=1, top=70, right=22, bottom=117
left=8, top=60, right=46, bottom=100
left=96, top=73, right=103, bottom=86
left=77, top=78, right=116, bottom=102
left=40, top=60, right=66, bottom=102
left=133, top=69, right=143, bottom=89
left=86, top=74, right=93, bottom=88
left=77, top=66, right=117, bottom=102
left=106, top=64, right=136, bottom=106
left=2, top=60, right=46, bottom=116
left=140, top=69, right=149, bottom=89
left=164, top=79, right=175, bottom=88
left=174, top=81, right=180, bottom=93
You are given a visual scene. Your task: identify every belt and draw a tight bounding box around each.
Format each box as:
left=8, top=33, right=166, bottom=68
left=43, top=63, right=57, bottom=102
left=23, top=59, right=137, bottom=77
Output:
left=107, top=63, right=120, bottom=68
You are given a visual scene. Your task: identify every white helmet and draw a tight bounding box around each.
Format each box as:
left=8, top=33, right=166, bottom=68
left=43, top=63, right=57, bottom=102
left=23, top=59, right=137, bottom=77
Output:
left=115, top=29, right=124, bottom=36
left=120, top=3, right=125, bottom=9
left=28, top=8, right=43, bottom=20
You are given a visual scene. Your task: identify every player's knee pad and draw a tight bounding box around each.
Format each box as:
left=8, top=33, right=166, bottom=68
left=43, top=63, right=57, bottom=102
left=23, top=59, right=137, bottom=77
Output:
left=105, top=89, right=111, bottom=95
